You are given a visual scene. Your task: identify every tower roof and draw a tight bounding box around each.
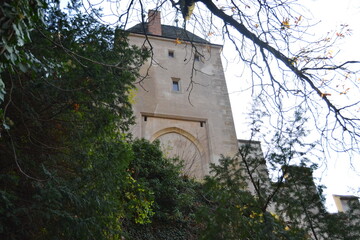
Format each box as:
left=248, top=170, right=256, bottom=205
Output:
left=127, top=23, right=210, bottom=44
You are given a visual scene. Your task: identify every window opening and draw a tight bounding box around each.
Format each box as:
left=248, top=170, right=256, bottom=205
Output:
left=168, top=50, right=174, bottom=58
left=144, top=116, right=147, bottom=121
left=172, top=80, right=180, bottom=92
left=194, top=54, right=200, bottom=62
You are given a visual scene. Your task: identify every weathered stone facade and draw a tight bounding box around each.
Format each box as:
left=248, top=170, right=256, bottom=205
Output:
left=128, top=11, right=238, bottom=178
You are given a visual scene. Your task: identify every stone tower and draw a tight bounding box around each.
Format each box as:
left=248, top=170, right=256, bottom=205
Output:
left=127, top=10, right=238, bottom=178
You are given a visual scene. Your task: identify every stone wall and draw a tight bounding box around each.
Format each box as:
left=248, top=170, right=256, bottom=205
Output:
left=128, top=32, right=238, bottom=177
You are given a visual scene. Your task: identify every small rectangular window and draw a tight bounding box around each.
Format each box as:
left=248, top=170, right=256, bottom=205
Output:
left=194, top=54, right=200, bottom=62
left=172, top=80, right=180, bottom=92
left=168, top=50, right=174, bottom=58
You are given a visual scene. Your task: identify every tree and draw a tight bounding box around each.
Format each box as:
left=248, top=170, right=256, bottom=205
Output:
left=0, top=0, right=45, bottom=105
left=196, top=156, right=308, bottom=240
left=123, top=139, right=202, bottom=240
left=0, top=1, right=152, bottom=238
left=197, top=108, right=360, bottom=240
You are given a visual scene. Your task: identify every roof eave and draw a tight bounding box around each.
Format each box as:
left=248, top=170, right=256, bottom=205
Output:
left=127, top=32, right=223, bottom=48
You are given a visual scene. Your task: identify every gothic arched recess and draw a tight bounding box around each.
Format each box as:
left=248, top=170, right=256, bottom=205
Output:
left=150, top=127, right=206, bottom=178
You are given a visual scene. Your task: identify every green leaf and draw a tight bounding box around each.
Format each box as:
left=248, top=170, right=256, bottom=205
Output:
left=12, top=23, right=25, bottom=46
left=3, top=122, right=10, bottom=130
left=0, top=79, right=5, bottom=102
left=18, top=63, right=27, bottom=72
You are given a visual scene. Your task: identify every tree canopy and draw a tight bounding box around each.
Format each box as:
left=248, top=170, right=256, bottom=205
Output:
left=0, top=1, right=152, bottom=238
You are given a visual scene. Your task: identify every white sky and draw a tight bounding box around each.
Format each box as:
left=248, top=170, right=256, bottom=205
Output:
left=306, top=0, right=360, bottom=212
left=226, top=0, right=360, bottom=212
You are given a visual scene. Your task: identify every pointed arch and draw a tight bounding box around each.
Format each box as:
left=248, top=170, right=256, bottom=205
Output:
left=150, top=127, right=205, bottom=156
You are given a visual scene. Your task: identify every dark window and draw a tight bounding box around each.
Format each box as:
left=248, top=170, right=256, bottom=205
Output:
left=172, top=80, right=180, bottom=92
left=144, top=116, right=147, bottom=121
left=168, top=50, right=174, bottom=58
left=194, top=54, right=200, bottom=61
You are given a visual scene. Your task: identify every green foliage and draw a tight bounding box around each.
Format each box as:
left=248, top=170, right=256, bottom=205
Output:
left=243, top=106, right=360, bottom=240
left=113, top=118, right=360, bottom=240
left=197, top=156, right=307, bottom=240
left=0, top=1, right=151, bottom=239
left=274, top=165, right=360, bottom=240
left=0, top=0, right=45, bottom=103
left=325, top=206, right=360, bottom=240
left=123, top=139, right=202, bottom=240
left=123, top=174, right=154, bottom=224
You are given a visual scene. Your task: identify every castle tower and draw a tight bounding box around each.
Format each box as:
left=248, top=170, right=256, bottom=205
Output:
left=127, top=10, right=238, bottom=178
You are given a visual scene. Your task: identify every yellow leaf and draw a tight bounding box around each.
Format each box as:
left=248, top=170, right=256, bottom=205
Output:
left=281, top=18, right=290, bottom=30
left=289, top=57, right=298, bottom=66
left=340, top=88, right=350, bottom=95
left=271, top=212, right=280, bottom=220
left=320, top=93, right=331, bottom=98
left=175, top=38, right=182, bottom=45
left=327, top=50, right=333, bottom=58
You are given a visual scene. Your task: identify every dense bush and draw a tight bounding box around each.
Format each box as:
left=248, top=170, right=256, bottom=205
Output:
left=0, top=1, right=150, bottom=238
left=123, top=139, right=203, bottom=240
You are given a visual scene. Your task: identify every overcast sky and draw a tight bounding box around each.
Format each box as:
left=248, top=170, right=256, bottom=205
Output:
left=226, top=0, right=360, bottom=212
left=307, top=0, right=360, bottom=212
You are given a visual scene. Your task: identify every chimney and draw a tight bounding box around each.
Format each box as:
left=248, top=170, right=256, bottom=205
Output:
left=148, top=10, right=162, bottom=36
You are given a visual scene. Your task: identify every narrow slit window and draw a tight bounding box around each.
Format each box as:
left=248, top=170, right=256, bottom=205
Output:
left=172, top=80, right=180, bottom=92
left=168, top=50, right=174, bottom=58
left=143, top=116, right=147, bottom=121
